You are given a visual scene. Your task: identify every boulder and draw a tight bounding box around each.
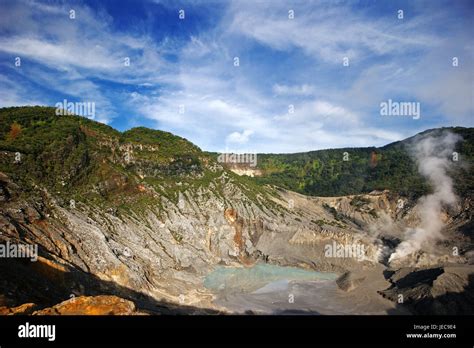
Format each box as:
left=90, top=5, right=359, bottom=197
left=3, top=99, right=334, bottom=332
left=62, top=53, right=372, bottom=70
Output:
left=336, top=271, right=366, bottom=292
left=33, top=295, right=138, bottom=315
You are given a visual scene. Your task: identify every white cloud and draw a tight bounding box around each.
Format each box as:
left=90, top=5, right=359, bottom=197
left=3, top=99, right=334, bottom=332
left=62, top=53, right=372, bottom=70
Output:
left=0, top=75, right=42, bottom=107
left=126, top=0, right=451, bottom=152
left=0, top=1, right=173, bottom=123
left=273, top=84, right=315, bottom=96
left=274, top=100, right=360, bottom=128
left=0, top=0, right=470, bottom=154
left=228, top=1, right=438, bottom=63
left=226, top=129, right=254, bottom=144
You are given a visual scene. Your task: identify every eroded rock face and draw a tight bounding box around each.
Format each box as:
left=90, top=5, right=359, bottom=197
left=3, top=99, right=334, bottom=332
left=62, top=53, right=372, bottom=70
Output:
left=0, top=169, right=385, bottom=311
left=0, top=166, right=472, bottom=315
left=1, top=110, right=471, bottom=315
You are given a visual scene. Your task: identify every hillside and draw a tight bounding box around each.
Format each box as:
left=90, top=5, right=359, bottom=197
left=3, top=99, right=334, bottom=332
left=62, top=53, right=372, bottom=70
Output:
left=0, top=106, right=472, bottom=315
left=252, top=127, right=474, bottom=199
left=0, top=107, right=275, bottom=216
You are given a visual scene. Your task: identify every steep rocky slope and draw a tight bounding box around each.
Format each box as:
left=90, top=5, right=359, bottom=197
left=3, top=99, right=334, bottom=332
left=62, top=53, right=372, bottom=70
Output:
left=0, top=106, right=472, bottom=315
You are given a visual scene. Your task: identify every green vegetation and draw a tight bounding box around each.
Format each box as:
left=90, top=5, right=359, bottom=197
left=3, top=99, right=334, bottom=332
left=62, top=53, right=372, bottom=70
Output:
left=254, top=127, right=474, bottom=199
left=0, top=106, right=280, bottom=219
left=311, top=218, right=345, bottom=228
left=1, top=106, right=472, bottom=214
left=350, top=195, right=371, bottom=207
left=170, top=229, right=183, bottom=243
left=122, top=127, right=203, bottom=165
left=322, top=203, right=345, bottom=221
left=0, top=107, right=214, bottom=214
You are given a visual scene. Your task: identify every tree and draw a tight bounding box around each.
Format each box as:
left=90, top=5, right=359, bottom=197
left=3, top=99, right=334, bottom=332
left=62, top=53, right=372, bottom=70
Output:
left=7, top=122, right=22, bottom=141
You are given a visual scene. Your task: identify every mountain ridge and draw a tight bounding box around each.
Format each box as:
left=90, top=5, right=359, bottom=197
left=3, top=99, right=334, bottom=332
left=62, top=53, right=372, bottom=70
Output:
left=0, top=106, right=472, bottom=315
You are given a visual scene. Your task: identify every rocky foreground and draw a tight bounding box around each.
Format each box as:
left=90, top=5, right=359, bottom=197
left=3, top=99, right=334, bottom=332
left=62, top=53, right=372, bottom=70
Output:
left=1, top=295, right=140, bottom=315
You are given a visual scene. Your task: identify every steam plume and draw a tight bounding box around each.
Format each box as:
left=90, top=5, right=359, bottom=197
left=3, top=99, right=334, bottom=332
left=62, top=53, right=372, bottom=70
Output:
left=389, top=131, right=461, bottom=262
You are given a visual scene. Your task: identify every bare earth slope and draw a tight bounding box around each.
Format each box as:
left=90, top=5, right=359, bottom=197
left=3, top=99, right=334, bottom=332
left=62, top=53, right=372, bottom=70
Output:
left=0, top=107, right=472, bottom=315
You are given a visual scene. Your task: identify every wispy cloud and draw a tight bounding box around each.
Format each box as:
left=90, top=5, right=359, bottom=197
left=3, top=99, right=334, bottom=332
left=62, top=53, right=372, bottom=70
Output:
left=228, top=1, right=439, bottom=63
left=0, top=0, right=472, bottom=152
left=273, top=84, right=315, bottom=96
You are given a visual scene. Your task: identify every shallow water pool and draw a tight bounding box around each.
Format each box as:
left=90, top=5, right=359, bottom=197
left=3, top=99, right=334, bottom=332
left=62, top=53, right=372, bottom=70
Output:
left=203, top=263, right=338, bottom=293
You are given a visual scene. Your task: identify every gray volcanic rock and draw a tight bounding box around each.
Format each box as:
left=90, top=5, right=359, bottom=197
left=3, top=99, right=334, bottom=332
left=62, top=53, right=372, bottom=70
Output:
left=379, top=265, right=474, bottom=314
left=336, top=271, right=366, bottom=292
left=0, top=110, right=472, bottom=315
left=0, top=167, right=382, bottom=312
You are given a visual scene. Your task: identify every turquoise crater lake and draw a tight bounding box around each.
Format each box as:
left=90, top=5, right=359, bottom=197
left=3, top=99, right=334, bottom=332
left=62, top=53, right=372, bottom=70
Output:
left=203, top=263, right=338, bottom=293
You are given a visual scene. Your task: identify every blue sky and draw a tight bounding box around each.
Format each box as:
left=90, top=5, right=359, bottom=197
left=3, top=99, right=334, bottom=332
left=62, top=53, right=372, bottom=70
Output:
left=0, top=0, right=472, bottom=153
